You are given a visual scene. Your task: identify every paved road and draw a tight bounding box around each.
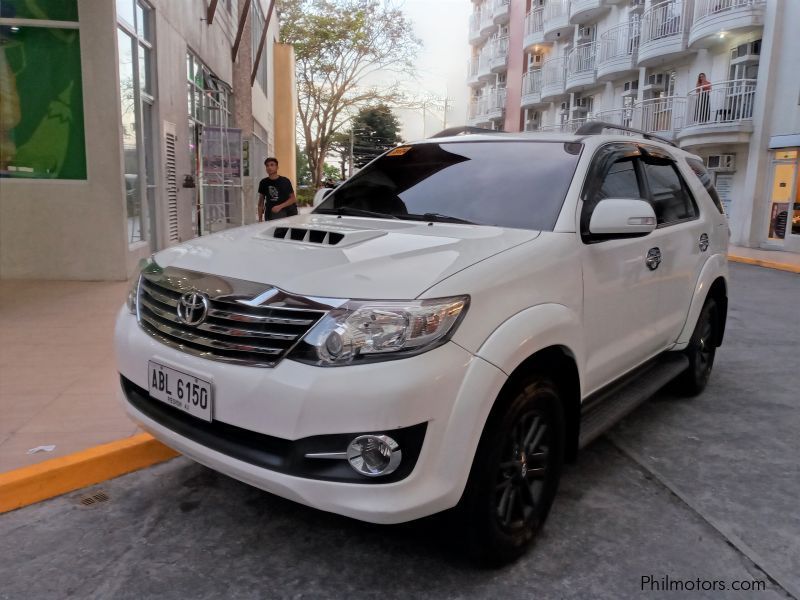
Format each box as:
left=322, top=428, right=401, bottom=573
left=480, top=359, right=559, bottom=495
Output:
left=1, top=263, right=798, bottom=600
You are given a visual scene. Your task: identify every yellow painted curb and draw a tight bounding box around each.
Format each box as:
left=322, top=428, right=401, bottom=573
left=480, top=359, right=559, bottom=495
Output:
left=728, top=255, right=800, bottom=274
left=0, top=433, right=179, bottom=514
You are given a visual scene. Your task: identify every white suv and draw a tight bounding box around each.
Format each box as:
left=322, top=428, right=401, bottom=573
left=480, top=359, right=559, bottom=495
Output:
left=115, top=127, right=728, bottom=564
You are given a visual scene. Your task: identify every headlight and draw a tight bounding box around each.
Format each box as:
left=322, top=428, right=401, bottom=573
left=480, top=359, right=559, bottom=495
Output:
left=126, top=257, right=160, bottom=314
left=290, top=295, right=469, bottom=366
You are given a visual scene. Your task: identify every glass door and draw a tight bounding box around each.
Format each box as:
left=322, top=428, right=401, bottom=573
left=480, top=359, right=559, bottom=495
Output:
left=765, top=149, right=798, bottom=247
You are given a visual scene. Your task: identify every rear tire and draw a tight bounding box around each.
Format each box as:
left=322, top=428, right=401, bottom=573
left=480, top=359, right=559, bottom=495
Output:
left=675, top=298, right=718, bottom=396
left=457, top=375, right=564, bottom=566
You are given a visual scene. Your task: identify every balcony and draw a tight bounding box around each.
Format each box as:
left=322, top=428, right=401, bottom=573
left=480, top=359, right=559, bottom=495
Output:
left=638, top=0, right=692, bottom=67
left=539, top=118, right=589, bottom=133
left=524, top=8, right=547, bottom=49
left=541, top=55, right=567, bottom=101
left=480, top=4, right=498, bottom=37
left=477, top=47, right=494, bottom=81
left=677, top=78, right=757, bottom=147
left=566, top=42, right=598, bottom=92
left=493, top=0, right=511, bottom=25
left=521, top=69, right=547, bottom=108
left=597, top=21, right=640, bottom=82
left=689, top=0, right=766, bottom=49
left=592, top=107, right=638, bottom=128
left=637, top=96, right=686, bottom=138
left=543, top=0, right=572, bottom=42
left=468, top=88, right=507, bottom=127
left=468, top=11, right=484, bottom=44
left=467, top=58, right=481, bottom=87
left=569, top=0, right=610, bottom=25
left=489, top=36, right=510, bottom=73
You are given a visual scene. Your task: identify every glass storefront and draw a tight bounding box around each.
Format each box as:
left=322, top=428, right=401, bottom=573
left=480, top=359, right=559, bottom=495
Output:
left=766, top=149, right=798, bottom=244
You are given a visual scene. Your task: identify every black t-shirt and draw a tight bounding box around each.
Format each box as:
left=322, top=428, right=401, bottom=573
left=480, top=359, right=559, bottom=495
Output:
left=258, top=175, right=297, bottom=219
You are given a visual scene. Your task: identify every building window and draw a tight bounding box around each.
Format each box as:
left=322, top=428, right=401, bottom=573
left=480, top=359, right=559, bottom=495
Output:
left=250, top=0, right=269, bottom=94
left=0, top=0, right=86, bottom=179
left=117, top=0, right=155, bottom=246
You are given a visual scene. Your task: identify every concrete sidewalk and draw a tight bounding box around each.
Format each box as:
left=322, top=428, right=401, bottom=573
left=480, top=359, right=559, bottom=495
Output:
left=0, top=242, right=797, bottom=491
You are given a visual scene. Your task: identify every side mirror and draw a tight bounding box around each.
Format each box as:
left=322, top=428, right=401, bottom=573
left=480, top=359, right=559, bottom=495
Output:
left=312, top=188, right=332, bottom=208
left=589, top=199, right=657, bottom=237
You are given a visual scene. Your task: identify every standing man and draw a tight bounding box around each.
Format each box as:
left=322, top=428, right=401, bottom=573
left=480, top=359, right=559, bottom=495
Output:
left=258, top=157, right=297, bottom=221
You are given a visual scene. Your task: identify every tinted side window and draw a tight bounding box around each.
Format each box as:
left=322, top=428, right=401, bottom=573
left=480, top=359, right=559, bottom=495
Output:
left=686, top=158, right=725, bottom=214
left=597, top=158, right=641, bottom=200
left=642, top=161, right=697, bottom=225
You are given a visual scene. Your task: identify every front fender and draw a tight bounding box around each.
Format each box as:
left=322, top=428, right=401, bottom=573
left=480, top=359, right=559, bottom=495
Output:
left=673, top=253, right=728, bottom=349
left=474, top=302, right=585, bottom=393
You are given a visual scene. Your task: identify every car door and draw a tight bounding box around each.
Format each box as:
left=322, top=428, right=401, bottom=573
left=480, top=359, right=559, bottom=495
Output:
left=638, top=148, right=708, bottom=348
left=578, top=143, right=665, bottom=394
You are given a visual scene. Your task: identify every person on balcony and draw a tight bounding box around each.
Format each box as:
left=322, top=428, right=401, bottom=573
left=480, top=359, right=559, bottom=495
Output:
left=695, top=73, right=712, bottom=123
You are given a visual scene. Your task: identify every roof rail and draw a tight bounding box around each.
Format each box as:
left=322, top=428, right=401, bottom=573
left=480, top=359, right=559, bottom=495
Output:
left=575, top=121, right=678, bottom=148
left=429, top=126, right=502, bottom=138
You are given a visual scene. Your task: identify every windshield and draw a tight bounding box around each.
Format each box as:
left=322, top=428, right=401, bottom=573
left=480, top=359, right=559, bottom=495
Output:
left=314, top=141, right=582, bottom=231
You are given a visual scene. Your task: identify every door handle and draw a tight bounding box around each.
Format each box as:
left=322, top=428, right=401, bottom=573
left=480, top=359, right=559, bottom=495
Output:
left=699, top=233, right=709, bottom=252
left=646, top=247, right=662, bottom=271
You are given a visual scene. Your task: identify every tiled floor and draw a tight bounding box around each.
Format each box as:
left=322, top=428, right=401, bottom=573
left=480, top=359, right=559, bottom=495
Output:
left=0, top=280, right=140, bottom=472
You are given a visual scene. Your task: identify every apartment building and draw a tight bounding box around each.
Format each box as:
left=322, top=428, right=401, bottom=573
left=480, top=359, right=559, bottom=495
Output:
left=467, top=0, right=800, bottom=253
left=0, top=0, right=296, bottom=280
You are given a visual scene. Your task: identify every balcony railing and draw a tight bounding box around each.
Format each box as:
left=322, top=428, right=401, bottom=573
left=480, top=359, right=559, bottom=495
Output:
left=567, top=42, right=597, bottom=76
left=544, top=0, right=570, bottom=23
left=523, top=69, right=543, bottom=96
left=694, top=0, right=765, bottom=23
left=592, top=107, right=638, bottom=128
left=542, top=55, right=567, bottom=96
left=641, top=0, right=687, bottom=45
left=525, top=8, right=545, bottom=41
left=493, top=0, right=511, bottom=21
left=469, top=11, right=482, bottom=40
left=468, top=87, right=507, bottom=122
left=684, top=78, right=756, bottom=127
left=598, top=20, right=640, bottom=64
left=491, top=35, right=510, bottom=66
left=539, top=118, right=588, bottom=133
left=638, top=96, right=686, bottom=134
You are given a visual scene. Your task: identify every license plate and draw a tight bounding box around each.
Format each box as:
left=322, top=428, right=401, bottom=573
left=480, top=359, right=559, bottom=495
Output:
left=148, top=361, right=213, bottom=422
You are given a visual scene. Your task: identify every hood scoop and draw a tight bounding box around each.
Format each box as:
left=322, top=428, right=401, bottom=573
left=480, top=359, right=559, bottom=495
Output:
left=259, top=224, right=388, bottom=247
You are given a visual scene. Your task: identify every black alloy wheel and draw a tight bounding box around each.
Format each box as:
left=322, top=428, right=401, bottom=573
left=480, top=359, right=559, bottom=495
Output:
left=458, top=375, right=564, bottom=566
left=675, top=298, right=718, bottom=396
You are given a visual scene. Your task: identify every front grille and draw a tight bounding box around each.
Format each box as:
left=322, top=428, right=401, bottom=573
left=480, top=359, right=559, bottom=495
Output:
left=137, top=267, right=328, bottom=367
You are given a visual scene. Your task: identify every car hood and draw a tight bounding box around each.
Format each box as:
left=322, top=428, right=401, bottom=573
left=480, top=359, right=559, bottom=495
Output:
left=152, top=214, right=540, bottom=299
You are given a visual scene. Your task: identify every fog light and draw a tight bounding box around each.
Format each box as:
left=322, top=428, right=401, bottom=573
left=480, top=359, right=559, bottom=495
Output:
left=346, top=435, right=402, bottom=477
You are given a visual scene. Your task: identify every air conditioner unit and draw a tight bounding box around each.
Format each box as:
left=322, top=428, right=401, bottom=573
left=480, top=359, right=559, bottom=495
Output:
left=707, top=154, right=736, bottom=172
left=643, top=73, right=665, bottom=92
left=577, top=26, right=595, bottom=42
left=730, top=39, right=762, bottom=65
left=622, top=79, right=639, bottom=96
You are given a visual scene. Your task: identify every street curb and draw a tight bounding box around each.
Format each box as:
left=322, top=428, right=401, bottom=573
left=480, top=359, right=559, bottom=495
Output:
left=728, top=255, right=800, bottom=274
left=0, top=433, right=178, bottom=514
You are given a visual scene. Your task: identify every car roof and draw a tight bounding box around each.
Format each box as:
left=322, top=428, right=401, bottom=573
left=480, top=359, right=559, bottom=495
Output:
left=413, top=130, right=700, bottom=162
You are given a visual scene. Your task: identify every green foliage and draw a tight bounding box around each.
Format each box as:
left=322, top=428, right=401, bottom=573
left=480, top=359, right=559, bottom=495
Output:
left=351, top=104, right=402, bottom=168
left=278, top=0, right=420, bottom=187
left=296, top=188, right=314, bottom=207
left=296, top=144, right=311, bottom=186
left=322, top=163, right=340, bottom=181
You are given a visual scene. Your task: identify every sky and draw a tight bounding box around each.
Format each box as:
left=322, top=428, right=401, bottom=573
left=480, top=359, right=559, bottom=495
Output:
left=389, top=0, right=472, bottom=142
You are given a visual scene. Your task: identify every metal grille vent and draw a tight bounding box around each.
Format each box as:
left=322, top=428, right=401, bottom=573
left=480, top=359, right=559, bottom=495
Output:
left=273, top=227, right=345, bottom=245
left=165, top=123, right=180, bottom=243
left=137, top=269, right=327, bottom=368
left=79, top=491, right=110, bottom=506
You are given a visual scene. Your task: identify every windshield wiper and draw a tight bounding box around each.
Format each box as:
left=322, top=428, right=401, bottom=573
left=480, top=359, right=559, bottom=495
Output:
left=401, top=213, right=476, bottom=225
left=315, top=207, right=399, bottom=220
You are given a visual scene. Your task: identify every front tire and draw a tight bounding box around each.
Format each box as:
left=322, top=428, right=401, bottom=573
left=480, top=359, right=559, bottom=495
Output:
left=458, top=375, right=565, bottom=566
left=675, top=298, right=718, bottom=396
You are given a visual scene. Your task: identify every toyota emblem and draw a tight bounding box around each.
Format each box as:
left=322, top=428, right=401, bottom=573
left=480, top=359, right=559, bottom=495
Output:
left=177, top=291, right=210, bottom=326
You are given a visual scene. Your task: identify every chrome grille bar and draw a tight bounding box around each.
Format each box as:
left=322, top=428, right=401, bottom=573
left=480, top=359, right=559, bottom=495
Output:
left=136, top=267, right=329, bottom=367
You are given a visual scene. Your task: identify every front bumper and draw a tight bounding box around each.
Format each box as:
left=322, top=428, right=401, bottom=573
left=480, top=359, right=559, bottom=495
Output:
left=114, top=308, right=507, bottom=523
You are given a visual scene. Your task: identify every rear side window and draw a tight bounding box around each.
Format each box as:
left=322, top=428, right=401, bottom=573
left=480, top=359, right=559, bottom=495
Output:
left=686, top=158, right=725, bottom=214
left=315, top=141, right=583, bottom=231
left=597, top=158, right=641, bottom=200
left=642, top=161, right=698, bottom=225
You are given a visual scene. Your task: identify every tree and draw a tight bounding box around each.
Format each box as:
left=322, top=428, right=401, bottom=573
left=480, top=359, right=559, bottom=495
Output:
left=322, top=163, right=340, bottom=181
left=351, top=104, right=402, bottom=168
left=278, top=0, right=420, bottom=187
left=295, top=144, right=311, bottom=186
left=328, top=132, right=350, bottom=180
